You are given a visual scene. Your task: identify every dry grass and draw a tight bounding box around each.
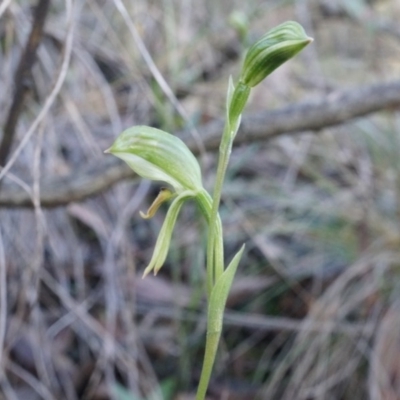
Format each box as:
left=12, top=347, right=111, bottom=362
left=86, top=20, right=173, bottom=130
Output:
left=1, top=0, right=400, bottom=399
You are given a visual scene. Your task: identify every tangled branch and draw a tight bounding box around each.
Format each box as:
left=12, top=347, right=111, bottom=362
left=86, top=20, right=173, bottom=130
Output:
left=1, top=80, right=400, bottom=208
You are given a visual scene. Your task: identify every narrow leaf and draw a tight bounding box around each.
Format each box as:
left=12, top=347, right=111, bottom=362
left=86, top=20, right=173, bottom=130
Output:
left=208, top=244, right=245, bottom=334
left=195, top=245, right=245, bottom=400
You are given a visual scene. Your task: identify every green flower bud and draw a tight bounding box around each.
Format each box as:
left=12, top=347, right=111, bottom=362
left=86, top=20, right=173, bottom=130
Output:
left=240, top=21, right=313, bottom=88
left=229, top=10, right=249, bottom=43
left=105, top=126, right=203, bottom=194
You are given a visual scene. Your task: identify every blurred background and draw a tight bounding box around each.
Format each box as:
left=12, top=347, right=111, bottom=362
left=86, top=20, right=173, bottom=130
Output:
left=1, top=0, right=400, bottom=399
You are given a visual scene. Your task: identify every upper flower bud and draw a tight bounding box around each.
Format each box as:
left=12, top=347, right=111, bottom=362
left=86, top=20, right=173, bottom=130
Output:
left=240, top=21, right=313, bottom=88
left=105, top=126, right=203, bottom=194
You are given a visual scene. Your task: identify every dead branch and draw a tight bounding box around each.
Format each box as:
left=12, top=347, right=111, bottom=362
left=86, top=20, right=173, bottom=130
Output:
left=1, top=80, right=400, bottom=208
left=0, top=0, right=51, bottom=167
left=191, top=80, right=400, bottom=150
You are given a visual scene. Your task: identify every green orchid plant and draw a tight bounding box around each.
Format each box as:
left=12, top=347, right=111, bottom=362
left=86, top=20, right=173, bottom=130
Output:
left=105, top=21, right=312, bottom=400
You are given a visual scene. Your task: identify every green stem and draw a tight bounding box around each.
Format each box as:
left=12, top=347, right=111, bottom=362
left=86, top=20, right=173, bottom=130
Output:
left=195, top=330, right=221, bottom=400
left=206, top=122, right=233, bottom=284
left=196, top=124, right=237, bottom=400
left=196, top=82, right=248, bottom=400
left=196, top=189, right=224, bottom=297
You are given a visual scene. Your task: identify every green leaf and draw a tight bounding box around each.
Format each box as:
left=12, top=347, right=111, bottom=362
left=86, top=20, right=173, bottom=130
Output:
left=208, top=245, right=245, bottom=333
left=195, top=245, right=245, bottom=400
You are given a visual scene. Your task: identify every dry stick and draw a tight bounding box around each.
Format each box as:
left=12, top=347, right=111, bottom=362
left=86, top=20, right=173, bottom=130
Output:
left=0, top=0, right=51, bottom=168
left=0, top=0, right=13, bottom=18
left=0, top=229, right=6, bottom=373
left=29, top=124, right=46, bottom=306
left=1, top=80, right=400, bottom=208
left=0, top=0, right=75, bottom=184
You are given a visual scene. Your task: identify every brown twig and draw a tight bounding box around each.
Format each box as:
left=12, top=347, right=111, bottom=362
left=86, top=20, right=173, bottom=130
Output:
left=0, top=0, right=51, bottom=167
left=1, top=80, right=400, bottom=208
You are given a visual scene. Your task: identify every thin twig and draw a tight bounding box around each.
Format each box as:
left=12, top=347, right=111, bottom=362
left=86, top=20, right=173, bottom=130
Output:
left=7, top=360, right=56, bottom=400
left=0, top=228, right=6, bottom=373
left=28, top=123, right=46, bottom=307
left=39, top=268, right=146, bottom=385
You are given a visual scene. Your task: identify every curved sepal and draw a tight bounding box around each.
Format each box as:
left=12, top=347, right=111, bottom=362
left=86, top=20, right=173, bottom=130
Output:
left=142, top=190, right=196, bottom=277
left=105, top=126, right=203, bottom=194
